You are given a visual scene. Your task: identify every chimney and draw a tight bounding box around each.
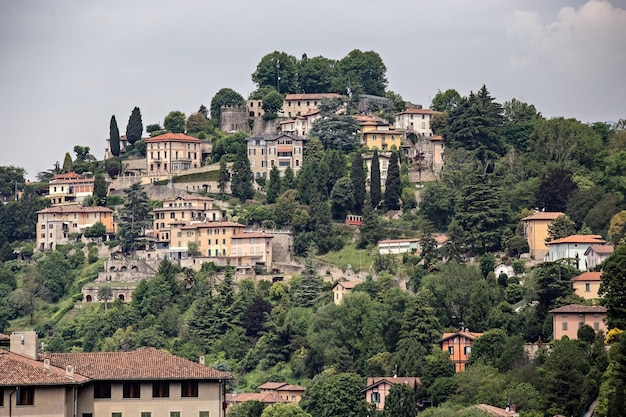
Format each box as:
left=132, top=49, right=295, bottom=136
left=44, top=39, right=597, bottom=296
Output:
left=44, top=359, right=50, bottom=370
left=199, top=355, right=205, bottom=366
left=10, top=331, right=39, bottom=360
left=66, top=365, right=74, bottom=379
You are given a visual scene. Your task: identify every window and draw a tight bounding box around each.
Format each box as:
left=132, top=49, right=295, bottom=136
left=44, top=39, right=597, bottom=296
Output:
left=82, top=414, right=93, bottom=417
left=94, top=381, right=112, bottom=398
left=153, top=382, right=169, bottom=398
left=181, top=381, right=198, bottom=397
left=585, top=282, right=590, bottom=292
left=594, top=322, right=600, bottom=330
left=141, top=413, right=152, bottom=417
left=448, top=346, right=454, bottom=355
left=562, top=322, right=568, bottom=330
left=170, top=413, right=181, bottom=417
left=112, top=413, right=122, bottom=417
left=16, top=387, right=34, bottom=405
left=199, top=412, right=210, bottom=417
left=464, top=346, right=471, bottom=356
left=123, top=382, right=141, bottom=398
left=370, top=392, right=380, bottom=403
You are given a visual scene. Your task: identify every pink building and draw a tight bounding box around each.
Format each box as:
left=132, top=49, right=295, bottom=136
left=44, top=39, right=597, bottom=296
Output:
left=549, top=304, right=607, bottom=340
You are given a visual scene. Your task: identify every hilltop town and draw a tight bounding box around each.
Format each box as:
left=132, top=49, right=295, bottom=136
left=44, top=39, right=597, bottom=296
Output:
left=1, top=50, right=626, bottom=417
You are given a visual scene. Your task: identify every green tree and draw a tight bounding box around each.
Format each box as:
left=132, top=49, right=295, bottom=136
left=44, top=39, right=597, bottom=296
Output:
left=609, top=211, right=626, bottom=245
left=266, top=166, right=281, bottom=204
left=600, top=244, right=626, bottom=329
left=186, top=111, right=210, bottom=133
left=358, top=195, right=382, bottom=249
left=502, top=98, right=541, bottom=152
left=261, top=403, right=311, bottom=417
left=291, top=250, right=323, bottom=308
left=300, top=372, right=367, bottom=417
left=97, top=285, right=113, bottom=311
left=93, top=173, right=107, bottom=206
left=231, top=147, right=254, bottom=202
left=350, top=152, right=366, bottom=214
left=109, top=115, right=121, bottom=157
left=467, top=329, right=524, bottom=372
left=384, top=152, right=400, bottom=210
left=228, top=400, right=267, bottom=417
left=310, top=99, right=360, bottom=151
left=336, top=49, right=388, bottom=96
left=282, top=166, right=296, bottom=192
left=218, top=159, right=230, bottom=195
left=298, top=54, right=336, bottom=94
left=383, top=384, right=418, bottom=417
left=547, top=214, right=576, bottom=241
left=431, top=88, right=461, bottom=112
left=252, top=51, right=299, bottom=94
left=210, top=87, right=245, bottom=124
left=261, top=90, right=284, bottom=120
left=117, top=182, right=152, bottom=254
left=125, top=106, right=143, bottom=145
left=419, top=182, right=457, bottom=230
left=537, top=167, right=578, bottom=212
left=370, top=150, right=381, bottom=208
left=62, top=152, right=73, bottom=172
left=163, top=110, right=186, bottom=133
left=330, top=177, right=355, bottom=221
left=84, top=221, right=106, bottom=239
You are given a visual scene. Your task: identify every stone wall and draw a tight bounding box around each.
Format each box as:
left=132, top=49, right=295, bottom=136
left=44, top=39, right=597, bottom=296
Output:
left=220, top=106, right=250, bottom=133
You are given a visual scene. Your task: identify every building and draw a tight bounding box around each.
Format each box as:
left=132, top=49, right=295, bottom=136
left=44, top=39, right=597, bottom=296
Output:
left=36, top=205, right=116, bottom=251
left=585, top=244, right=614, bottom=270
left=439, top=331, right=483, bottom=372
left=549, top=304, right=608, bottom=340
left=225, top=392, right=282, bottom=413
left=394, top=108, right=440, bottom=137
left=258, top=382, right=306, bottom=403
left=2, top=331, right=231, bottom=417
left=170, top=221, right=273, bottom=268
left=247, top=134, right=307, bottom=179
left=545, top=235, right=606, bottom=270
left=47, top=172, right=95, bottom=205
left=378, top=238, right=420, bottom=255
left=152, top=195, right=225, bottom=249
left=361, top=125, right=402, bottom=151
left=363, top=377, right=421, bottom=411
left=279, top=110, right=321, bottom=137
left=281, top=93, right=342, bottom=118
left=332, top=280, right=359, bottom=304
left=362, top=152, right=392, bottom=187
left=145, top=133, right=202, bottom=175
left=521, top=211, right=564, bottom=259
left=571, top=271, right=603, bottom=300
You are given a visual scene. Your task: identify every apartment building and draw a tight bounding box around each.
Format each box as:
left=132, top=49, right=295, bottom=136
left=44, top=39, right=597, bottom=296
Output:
left=145, top=133, right=202, bottom=175
left=47, top=172, right=95, bottom=205
left=394, top=108, right=440, bottom=137
left=247, top=134, right=307, bottom=178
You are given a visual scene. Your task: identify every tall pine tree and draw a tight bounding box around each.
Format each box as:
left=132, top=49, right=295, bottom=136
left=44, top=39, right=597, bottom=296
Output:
left=266, top=166, right=281, bottom=204
left=93, top=173, right=107, bottom=206
left=217, top=159, right=230, bottom=195
left=384, top=151, right=401, bottom=210
left=350, top=152, right=366, bottom=214
left=231, top=147, right=254, bottom=202
left=370, top=150, right=381, bottom=208
left=62, top=152, right=73, bottom=172
left=109, top=115, right=120, bottom=157
left=282, top=166, right=296, bottom=192
left=358, top=194, right=382, bottom=248
left=126, top=107, right=143, bottom=145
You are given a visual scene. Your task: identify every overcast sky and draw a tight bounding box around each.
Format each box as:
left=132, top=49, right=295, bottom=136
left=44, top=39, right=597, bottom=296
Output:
left=1, top=0, right=625, bottom=179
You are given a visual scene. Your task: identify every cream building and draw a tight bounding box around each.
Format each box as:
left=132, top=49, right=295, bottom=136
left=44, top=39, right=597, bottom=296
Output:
left=282, top=93, right=342, bottom=117
left=47, top=172, right=95, bottom=205
left=247, top=133, right=307, bottom=179
left=36, top=205, right=116, bottom=251
left=394, top=108, right=441, bottom=137
left=145, top=133, right=202, bottom=175
left=332, top=280, right=359, bottom=304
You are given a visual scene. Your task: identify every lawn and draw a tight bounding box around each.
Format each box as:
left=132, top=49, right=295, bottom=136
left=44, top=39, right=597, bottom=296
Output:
left=317, top=243, right=376, bottom=272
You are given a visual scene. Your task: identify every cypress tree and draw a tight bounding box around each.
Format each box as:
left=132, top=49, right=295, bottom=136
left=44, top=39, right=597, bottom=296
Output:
left=109, top=115, right=120, bottom=157
left=384, top=151, right=401, bottom=210
left=266, top=166, right=281, bottom=204
left=231, top=147, right=254, bottom=202
left=358, top=194, right=382, bottom=248
left=93, top=173, right=107, bottom=206
left=370, top=150, right=381, bottom=208
left=350, top=152, right=366, bottom=214
left=62, top=152, right=73, bottom=172
left=217, top=159, right=230, bottom=195
left=281, top=166, right=296, bottom=192
left=126, top=107, right=143, bottom=145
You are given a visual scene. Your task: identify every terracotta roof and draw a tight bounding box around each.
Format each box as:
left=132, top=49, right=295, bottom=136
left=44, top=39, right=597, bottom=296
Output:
left=277, top=384, right=306, bottom=392
left=44, top=347, right=232, bottom=381
left=363, top=377, right=421, bottom=391
left=363, top=129, right=398, bottom=135
left=521, top=211, right=565, bottom=221
left=285, top=93, right=342, bottom=101
left=231, top=233, right=273, bottom=239
left=333, top=280, right=359, bottom=290
left=546, top=235, right=605, bottom=245
left=434, top=234, right=449, bottom=245
left=571, top=271, right=602, bottom=282
left=549, top=304, right=607, bottom=314
left=226, top=392, right=282, bottom=404
left=474, top=404, right=518, bottom=417
left=37, top=205, right=113, bottom=214
left=145, top=133, right=201, bottom=143
left=0, top=333, right=10, bottom=341
left=585, top=244, right=615, bottom=255
left=439, top=331, right=483, bottom=342
left=258, top=382, right=288, bottom=390
left=180, top=221, right=245, bottom=230
left=431, top=135, right=443, bottom=141
left=0, top=350, right=89, bottom=386
left=52, top=172, right=83, bottom=180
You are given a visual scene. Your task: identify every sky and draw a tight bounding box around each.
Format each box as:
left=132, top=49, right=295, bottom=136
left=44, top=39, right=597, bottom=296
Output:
left=1, top=0, right=625, bottom=180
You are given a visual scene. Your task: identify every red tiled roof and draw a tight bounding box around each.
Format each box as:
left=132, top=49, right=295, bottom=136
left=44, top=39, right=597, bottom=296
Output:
left=277, top=384, right=306, bottom=392
left=145, top=133, right=201, bottom=143
left=549, top=304, right=607, bottom=314
left=37, top=205, right=113, bottom=214
left=571, top=271, right=602, bottom=282
left=44, top=347, right=231, bottom=381
left=258, top=382, right=288, bottom=390
left=226, top=392, right=282, bottom=404
left=439, top=331, right=483, bottom=342
left=363, top=129, right=398, bottom=135
left=431, top=135, right=443, bottom=141
left=285, top=93, right=342, bottom=101
left=52, top=172, right=83, bottom=180
left=585, top=244, right=614, bottom=255
left=333, top=280, right=359, bottom=290
left=521, top=211, right=565, bottom=221
left=364, top=377, right=421, bottom=391
left=546, top=235, right=605, bottom=245
left=0, top=350, right=89, bottom=386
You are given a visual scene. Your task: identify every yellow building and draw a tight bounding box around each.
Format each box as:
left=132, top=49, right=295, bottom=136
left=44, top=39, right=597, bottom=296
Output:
left=332, top=280, right=359, bottom=304
left=145, top=132, right=202, bottom=175
left=36, top=205, right=116, bottom=251
left=571, top=271, right=602, bottom=300
left=521, top=211, right=564, bottom=259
